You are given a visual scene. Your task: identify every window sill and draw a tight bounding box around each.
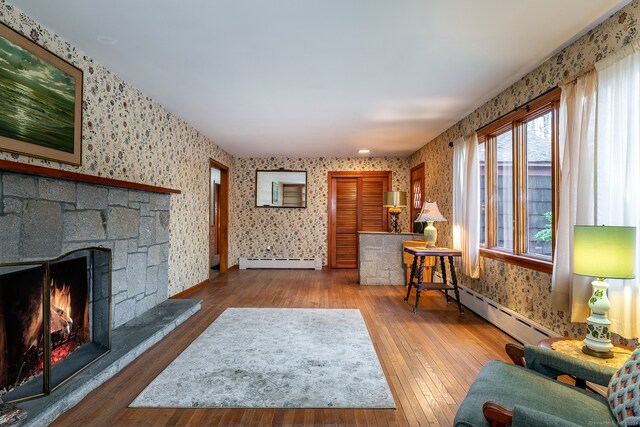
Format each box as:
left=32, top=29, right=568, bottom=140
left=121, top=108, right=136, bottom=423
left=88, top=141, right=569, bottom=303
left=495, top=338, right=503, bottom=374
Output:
left=479, top=248, right=553, bottom=274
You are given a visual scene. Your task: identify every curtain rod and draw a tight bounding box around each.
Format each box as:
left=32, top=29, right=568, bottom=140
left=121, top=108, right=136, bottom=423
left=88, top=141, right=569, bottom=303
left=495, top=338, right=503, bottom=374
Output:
left=473, top=85, right=559, bottom=134
left=561, top=65, right=595, bottom=87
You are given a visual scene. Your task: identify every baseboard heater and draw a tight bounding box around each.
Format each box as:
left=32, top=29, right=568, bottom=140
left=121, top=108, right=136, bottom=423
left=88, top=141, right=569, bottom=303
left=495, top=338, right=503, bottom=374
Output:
left=239, top=257, right=322, bottom=270
left=433, top=273, right=559, bottom=345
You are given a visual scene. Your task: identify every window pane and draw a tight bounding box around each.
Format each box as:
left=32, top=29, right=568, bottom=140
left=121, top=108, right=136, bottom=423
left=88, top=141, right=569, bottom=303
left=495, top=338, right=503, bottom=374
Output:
left=526, top=113, right=553, bottom=256
left=478, top=142, right=486, bottom=245
left=496, top=131, right=513, bottom=250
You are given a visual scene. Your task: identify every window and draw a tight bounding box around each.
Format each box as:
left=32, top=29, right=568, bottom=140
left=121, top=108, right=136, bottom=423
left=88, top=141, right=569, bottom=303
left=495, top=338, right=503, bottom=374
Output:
left=478, top=88, right=560, bottom=272
left=478, top=143, right=486, bottom=245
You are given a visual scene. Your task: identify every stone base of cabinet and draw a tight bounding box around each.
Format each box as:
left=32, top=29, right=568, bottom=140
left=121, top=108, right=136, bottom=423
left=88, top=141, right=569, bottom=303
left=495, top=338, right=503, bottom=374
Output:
left=358, top=232, right=423, bottom=285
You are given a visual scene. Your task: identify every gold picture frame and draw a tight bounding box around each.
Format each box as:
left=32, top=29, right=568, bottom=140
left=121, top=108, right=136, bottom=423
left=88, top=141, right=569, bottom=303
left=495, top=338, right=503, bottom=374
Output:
left=0, top=22, right=83, bottom=165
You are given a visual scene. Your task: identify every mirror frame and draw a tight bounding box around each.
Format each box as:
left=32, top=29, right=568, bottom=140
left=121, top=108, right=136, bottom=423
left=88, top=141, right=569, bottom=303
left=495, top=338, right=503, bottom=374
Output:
left=255, top=169, right=307, bottom=208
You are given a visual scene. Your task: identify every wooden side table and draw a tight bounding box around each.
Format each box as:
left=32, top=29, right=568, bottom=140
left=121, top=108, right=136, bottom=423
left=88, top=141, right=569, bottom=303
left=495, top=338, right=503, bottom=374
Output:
left=538, top=337, right=633, bottom=389
left=401, top=240, right=435, bottom=286
left=403, top=246, right=464, bottom=315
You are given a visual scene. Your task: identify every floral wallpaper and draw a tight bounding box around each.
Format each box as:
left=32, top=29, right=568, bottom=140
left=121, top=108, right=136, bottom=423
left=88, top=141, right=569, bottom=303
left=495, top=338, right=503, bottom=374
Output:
left=409, top=1, right=640, bottom=343
left=233, top=157, right=410, bottom=265
left=0, top=1, right=236, bottom=295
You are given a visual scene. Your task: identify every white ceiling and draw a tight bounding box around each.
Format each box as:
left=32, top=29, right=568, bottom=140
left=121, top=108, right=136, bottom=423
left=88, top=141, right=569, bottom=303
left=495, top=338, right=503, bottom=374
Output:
left=13, top=0, right=628, bottom=158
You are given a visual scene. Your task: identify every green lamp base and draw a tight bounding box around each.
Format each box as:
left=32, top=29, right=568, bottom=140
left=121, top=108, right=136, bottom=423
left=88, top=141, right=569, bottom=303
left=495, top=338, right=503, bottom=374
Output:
left=423, top=221, right=437, bottom=247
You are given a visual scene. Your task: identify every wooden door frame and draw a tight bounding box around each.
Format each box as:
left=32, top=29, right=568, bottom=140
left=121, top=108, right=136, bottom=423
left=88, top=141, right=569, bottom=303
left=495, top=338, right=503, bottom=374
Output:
left=327, top=171, right=392, bottom=269
left=410, top=163, right=425, bottom=228
left=210, top=159, right=229, bottom=273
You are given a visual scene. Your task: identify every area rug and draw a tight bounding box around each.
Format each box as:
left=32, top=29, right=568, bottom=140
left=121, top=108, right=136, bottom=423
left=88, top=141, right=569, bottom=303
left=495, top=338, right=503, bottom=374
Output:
left=130, top=308, right=395, bottom=409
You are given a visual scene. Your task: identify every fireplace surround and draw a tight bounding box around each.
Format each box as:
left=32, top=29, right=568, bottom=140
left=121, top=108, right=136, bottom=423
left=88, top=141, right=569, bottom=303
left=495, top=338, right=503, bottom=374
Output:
left=0, top=247, right=111, bottom=403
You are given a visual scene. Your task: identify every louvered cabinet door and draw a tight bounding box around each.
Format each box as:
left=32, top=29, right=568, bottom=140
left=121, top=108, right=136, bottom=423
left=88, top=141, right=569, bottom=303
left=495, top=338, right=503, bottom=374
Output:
left=328, top=173, right=391, bottom=269
left=331, top=178, right=358, bottom=268
left=360, top=177, right=388, bottom=231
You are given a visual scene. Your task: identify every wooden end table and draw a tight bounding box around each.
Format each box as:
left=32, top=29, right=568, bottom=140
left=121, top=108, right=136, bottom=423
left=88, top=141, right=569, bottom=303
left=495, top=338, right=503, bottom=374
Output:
left=538, top=337, right=633, bottom=389
left=403, top=246, right=464, bottom=315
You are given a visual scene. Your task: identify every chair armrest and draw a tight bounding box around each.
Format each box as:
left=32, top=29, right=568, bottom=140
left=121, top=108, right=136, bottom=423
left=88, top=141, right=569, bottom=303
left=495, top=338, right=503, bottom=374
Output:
left=523, top=344, right=617, bottom=386
left=512, top=405, right=584, bottom=426
left=506, top=343, right=525, bottom=366
left=482, top=402, right=512, bottom=427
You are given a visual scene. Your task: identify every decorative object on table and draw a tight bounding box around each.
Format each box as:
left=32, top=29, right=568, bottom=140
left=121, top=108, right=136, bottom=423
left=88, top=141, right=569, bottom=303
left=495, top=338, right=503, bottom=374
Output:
left=130, top=308, right=395, bottom=409
left=383, top=191, right=407, bottom=233
left=0, top=22, right=83, bottom=165
left=415, top=201, right=446, bottom=247
left=573, top=225, right=636, bottom=359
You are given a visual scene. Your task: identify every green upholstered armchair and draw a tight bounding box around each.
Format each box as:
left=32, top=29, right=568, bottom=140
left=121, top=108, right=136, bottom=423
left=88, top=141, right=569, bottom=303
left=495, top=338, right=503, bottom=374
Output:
left=454, top=343, right=640, bottom=427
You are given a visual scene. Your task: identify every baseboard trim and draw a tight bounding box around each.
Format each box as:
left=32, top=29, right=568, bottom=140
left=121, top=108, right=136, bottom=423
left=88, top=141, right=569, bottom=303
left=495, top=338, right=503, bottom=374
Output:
left=170, top=279, right=209, bottom=299
left=434, top=271, right=559, bottom=345
left=228, top=264, right=239, bottom=271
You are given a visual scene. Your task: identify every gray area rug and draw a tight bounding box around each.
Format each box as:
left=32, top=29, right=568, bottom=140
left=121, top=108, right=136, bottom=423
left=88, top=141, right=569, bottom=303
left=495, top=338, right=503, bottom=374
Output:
left=130, top=308, right=395, bottom=409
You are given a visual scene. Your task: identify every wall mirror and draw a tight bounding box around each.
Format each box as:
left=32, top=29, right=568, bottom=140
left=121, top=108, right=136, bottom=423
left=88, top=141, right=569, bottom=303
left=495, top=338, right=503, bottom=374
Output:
left=255, top=170, right=307, bottom=208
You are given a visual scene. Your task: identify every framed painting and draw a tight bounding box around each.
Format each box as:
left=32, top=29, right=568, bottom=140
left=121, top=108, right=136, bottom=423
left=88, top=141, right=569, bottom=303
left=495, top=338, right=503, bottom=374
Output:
left=0, top=22, right=83, bottom=165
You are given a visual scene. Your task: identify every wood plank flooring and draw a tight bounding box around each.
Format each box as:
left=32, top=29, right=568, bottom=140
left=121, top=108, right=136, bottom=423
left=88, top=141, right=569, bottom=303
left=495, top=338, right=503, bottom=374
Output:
left=53, top=269, right=515, bottom=426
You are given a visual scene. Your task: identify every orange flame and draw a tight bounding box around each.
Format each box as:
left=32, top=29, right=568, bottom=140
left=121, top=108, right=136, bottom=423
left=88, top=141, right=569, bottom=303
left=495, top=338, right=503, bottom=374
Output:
left=50, top=282, right=73, bottom=335
left=51, top=282, right=72, bottom=319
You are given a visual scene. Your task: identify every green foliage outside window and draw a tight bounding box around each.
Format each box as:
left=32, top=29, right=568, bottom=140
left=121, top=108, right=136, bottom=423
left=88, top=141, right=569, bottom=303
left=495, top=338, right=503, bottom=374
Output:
left=534, top=211, right=552, bottom=243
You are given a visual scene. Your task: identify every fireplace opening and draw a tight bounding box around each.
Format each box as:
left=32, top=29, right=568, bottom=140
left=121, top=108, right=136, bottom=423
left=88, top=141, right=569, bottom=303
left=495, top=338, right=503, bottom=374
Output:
left=0, top=248, right=111, bottom=403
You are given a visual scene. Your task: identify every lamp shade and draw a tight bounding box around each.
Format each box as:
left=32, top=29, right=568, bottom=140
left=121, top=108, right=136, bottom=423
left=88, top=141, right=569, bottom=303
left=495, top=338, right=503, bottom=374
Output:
left=415, top=201, right=446, bottom=222
left=574, top=225, right=636, bottom=279
left=383, top=191, right=407, bottom=207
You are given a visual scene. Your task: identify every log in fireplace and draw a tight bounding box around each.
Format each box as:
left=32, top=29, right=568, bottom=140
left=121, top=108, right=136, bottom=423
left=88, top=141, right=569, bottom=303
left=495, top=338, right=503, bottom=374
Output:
left=0, top=248, right=111, bottom=403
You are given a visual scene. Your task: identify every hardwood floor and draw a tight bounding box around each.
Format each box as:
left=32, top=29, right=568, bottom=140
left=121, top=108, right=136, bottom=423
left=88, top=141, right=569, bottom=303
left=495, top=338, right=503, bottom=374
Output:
left=53, top=269, right=515, bottom=426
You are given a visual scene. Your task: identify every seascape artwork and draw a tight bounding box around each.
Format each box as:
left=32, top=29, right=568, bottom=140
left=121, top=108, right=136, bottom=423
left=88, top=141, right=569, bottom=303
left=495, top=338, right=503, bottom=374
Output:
left=0, top=23, right=81, bottom=164
left=0, top=37, right=75, bottom=152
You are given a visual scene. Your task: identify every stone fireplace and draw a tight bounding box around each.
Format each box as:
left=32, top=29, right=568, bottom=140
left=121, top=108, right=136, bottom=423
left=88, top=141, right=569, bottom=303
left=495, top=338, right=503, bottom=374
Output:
left=0, top=163, right=199, bottom=425
left=0, top=167, right=173, bottom=405
left=0, top=248, right=110, bottom=402
left=0, top=169, right=171, bottom=328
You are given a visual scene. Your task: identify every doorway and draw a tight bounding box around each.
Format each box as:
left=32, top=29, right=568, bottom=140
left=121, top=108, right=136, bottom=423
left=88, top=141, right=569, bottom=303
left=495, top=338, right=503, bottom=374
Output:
left=410, top=163, right=425, bottom=232
left=209, top=159, right=229, bottom=273
left=327, top=171, right=391, bottom=269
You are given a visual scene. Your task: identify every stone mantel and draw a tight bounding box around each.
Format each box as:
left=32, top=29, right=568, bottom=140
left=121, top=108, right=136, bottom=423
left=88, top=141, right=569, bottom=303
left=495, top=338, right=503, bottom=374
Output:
left=358, top=231, right=424, bottom=285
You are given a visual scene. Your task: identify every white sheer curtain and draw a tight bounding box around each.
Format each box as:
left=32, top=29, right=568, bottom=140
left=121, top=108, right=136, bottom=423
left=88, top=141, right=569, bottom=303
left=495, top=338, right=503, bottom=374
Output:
left=551, top=71, right=597, bottom=322
left=452, top=133, right=480, bottom=278
left=595, top=40, right=640, bottom=338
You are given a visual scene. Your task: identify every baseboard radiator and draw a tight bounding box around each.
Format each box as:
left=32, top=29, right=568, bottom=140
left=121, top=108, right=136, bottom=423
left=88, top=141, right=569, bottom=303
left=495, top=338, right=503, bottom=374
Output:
left=239, top=257, right=322, bottom=270
left=433, top=273, right=559, bottom=345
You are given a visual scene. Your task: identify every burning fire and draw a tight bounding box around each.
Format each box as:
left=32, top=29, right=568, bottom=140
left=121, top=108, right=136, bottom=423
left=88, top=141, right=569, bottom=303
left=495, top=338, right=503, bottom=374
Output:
left=50, top=283, right=73, bottom=336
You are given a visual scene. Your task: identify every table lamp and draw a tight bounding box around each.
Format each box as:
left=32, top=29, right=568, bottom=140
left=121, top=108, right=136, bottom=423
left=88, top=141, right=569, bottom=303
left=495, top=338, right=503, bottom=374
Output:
left=383, top=191, right=407, bottom=233
left=415, top=201, right=446, bottom=247
left=573, top=225, right=636, bottom=358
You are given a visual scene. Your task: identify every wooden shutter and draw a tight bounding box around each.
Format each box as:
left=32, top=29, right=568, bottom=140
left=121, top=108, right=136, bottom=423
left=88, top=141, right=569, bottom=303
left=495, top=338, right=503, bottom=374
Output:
left=332, top=178, right=358, bottom=268
left=360, top=177, right=387, bottom=231
left=328, top=172, right=391, bottom=269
